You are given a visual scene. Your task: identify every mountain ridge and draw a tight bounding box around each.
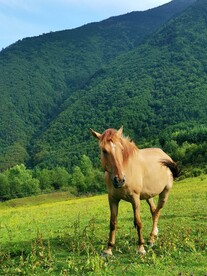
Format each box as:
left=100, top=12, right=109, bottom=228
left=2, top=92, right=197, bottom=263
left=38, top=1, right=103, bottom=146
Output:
left=0, top=0, right=202, bottom=171
left=31, top=0, right=207, bottom=169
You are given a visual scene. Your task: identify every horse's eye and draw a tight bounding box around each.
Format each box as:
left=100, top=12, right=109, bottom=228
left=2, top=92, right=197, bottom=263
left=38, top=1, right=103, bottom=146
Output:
left=102, top=149, right=107, bottom=155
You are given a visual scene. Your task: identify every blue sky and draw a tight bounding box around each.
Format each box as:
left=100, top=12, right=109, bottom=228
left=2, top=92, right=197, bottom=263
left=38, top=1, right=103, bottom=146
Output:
left=0, top=0, right=170, bottom=50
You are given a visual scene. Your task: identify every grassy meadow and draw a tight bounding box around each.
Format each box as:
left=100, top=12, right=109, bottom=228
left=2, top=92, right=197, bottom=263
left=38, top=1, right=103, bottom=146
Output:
left=0, top=176, right=207, bottom=275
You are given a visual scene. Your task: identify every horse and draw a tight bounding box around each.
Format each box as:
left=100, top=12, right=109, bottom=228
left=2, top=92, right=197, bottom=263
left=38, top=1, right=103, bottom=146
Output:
left=90, top=126, right=179, bottom=255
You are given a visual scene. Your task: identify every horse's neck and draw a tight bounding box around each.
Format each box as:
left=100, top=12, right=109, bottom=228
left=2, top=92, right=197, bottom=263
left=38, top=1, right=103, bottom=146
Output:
left=123, top=140, right=138, bottom=162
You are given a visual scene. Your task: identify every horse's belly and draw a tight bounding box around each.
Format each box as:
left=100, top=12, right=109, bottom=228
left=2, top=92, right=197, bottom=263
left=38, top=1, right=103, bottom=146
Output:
left=139, top=173, right=171, bottom=200
left=140, top=190, right=161, bottom=200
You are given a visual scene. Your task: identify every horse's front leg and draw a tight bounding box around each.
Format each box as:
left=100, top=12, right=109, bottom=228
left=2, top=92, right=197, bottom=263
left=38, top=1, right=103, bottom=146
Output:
left=103, top=196, right=120, bottom=256
left=131, top=197, right=146, bottom=254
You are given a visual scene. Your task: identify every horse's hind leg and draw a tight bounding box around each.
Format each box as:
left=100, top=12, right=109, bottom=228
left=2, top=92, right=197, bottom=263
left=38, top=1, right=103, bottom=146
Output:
left=146, top=198, right=159, bottom=236
left=146, top=198, right=156, bottom=215
left=149, top=186, right=171, bottom=246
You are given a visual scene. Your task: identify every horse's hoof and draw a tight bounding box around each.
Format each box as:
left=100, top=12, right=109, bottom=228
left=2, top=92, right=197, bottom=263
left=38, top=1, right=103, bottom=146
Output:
left=148, top=242, right=154, bottom=248
left=138, top=249, right=146, bottom=255
left=101, top=250, right=113, bottom=258
left=138, top=246, right=146, bottom=255
left=138, top=245, right=146, bottom=254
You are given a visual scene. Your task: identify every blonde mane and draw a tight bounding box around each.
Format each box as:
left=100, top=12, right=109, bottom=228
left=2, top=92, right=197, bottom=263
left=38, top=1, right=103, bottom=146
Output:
left=100, top=128, right=138, bottom=162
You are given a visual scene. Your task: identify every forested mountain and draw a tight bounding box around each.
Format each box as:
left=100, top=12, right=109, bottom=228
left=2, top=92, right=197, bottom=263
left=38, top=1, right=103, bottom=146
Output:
left=31, top=0, right=207, bottom=170
left=0, top=0, right=203, bottom=173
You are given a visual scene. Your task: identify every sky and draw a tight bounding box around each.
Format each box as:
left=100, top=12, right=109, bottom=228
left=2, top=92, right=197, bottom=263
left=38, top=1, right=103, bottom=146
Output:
left=0, top=0, right=171, bottom=50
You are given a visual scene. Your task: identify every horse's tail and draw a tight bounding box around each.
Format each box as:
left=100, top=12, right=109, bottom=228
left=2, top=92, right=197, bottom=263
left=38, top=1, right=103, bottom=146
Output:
left=160, top=159, right=180, bottom=179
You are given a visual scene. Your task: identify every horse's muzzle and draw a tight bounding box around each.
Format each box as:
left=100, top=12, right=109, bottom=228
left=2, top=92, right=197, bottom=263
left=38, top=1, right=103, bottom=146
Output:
left=113, top=175, right=126, bottom=189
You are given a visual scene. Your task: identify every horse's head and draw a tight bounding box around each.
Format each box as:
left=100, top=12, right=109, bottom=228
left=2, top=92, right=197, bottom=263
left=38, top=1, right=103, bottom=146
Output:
left=90, top=127, right=126, bottom=189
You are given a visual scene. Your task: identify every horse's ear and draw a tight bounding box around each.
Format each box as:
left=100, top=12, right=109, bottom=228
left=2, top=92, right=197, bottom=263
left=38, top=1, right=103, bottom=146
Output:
left=117, top=126, right=123, bottom=136
left=90, top=128, right=101, bottom=140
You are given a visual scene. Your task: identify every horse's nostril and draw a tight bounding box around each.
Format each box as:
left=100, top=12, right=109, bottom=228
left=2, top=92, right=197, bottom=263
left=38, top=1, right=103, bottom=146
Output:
left=113, top=175, right=126, bottom=185
left=114, top=176, right=119, bottom=184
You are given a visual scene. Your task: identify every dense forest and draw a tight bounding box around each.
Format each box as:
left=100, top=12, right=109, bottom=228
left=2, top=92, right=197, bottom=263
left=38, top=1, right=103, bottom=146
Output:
left=0, top=0, right=206, bottom=200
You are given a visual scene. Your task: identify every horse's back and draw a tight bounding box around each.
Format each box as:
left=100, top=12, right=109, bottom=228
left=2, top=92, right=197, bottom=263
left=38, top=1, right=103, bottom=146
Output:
left=139, top=147, right=172, bottom=160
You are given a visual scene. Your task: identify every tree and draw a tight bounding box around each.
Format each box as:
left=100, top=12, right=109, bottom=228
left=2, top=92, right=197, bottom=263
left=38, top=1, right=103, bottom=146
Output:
left=51, top=167, right=70, bottom=190
left=34, top=168, right=54, bottom=192
left=7, top=164, right=40, bottom=198
left=80, top=155, right=93, bottom=177
left=0, top=173, right=9, bottom=200
left=71, top=166, right=86, bottom=192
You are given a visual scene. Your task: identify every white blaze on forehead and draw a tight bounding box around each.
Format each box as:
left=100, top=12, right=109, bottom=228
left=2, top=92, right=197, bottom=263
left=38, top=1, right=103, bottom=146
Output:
left=110, top=141, right=116, bottom=151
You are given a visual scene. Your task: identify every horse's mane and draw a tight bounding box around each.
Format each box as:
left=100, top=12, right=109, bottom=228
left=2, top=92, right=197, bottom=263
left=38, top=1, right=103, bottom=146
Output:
left=100, top=128, right=138, bottom=162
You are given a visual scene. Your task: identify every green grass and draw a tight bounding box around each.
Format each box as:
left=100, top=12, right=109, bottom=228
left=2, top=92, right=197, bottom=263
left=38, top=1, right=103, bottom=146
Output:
left=0, top=176, right=207, bottom=275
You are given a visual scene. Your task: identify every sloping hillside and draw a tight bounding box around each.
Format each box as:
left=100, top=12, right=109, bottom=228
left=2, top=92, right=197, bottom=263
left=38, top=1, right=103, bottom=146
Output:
left=0, top=0, right=197, bottom=170
left=31, top=0, right=207, bottom=169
